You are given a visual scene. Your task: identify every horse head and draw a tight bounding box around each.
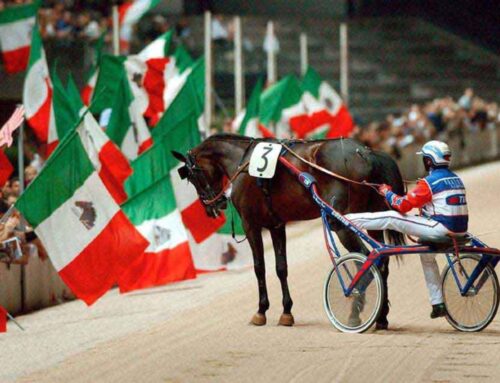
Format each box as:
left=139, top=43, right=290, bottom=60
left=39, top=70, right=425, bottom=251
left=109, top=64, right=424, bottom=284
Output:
left=172, top=147, right=228, bottom=218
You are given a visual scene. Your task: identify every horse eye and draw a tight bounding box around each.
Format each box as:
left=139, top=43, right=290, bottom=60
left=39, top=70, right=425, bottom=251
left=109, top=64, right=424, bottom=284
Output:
left=178, top=166, right=190, bottom=180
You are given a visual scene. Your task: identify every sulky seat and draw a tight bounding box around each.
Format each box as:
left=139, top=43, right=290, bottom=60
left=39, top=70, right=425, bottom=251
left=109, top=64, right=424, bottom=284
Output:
left=418, top=234, right=471, bottom=251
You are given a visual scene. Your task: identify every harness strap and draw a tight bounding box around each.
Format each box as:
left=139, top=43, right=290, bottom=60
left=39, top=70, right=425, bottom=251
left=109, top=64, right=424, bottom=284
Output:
left=257, top=178, right=284, bottom=229
left=281, top=143, right=380, bottom=189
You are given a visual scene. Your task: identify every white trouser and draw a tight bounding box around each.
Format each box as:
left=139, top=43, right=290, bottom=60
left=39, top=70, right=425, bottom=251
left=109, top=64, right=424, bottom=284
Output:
left=345, top=210, right=448, bottom=305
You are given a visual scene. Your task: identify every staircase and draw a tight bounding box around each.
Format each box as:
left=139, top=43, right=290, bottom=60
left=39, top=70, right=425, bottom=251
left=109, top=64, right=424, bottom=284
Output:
left=187, top=16, right=500, bottom=123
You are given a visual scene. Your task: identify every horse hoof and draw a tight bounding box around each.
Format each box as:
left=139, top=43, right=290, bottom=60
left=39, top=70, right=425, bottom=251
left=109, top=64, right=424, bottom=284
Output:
left=375, top=321, right=388, bottom=331
left=278, top=313, right=295, bottom=326
left=250, top=313, right=267, bottom=326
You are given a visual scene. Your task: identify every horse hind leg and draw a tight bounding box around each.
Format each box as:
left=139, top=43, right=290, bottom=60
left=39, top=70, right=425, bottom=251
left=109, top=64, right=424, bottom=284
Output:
left=270, top=225, right=294, bottom=326
left=336, top=228, right=391, bottom=329
left=245, top=224, right=269, bottom=326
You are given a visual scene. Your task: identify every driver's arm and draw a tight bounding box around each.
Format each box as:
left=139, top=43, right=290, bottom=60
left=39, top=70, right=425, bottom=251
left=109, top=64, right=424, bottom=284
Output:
left=382, top=180, right=432, bottom=214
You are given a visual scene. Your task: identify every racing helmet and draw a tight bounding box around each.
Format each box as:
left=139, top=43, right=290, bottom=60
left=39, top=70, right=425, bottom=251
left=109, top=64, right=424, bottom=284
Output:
left=417, top=140, right=451, bottom=167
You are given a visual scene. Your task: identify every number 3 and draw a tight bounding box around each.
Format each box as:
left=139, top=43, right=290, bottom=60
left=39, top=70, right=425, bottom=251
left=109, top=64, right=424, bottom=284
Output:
left=257, top=146, right=273, bottom=172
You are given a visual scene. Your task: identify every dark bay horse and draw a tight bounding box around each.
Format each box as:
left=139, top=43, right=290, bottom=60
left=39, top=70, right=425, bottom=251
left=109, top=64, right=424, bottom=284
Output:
left=172, top=134, right=404, bottom=329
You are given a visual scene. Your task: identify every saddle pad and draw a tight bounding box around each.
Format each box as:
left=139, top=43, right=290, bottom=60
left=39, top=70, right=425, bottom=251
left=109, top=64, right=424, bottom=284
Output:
left=249, top=142, right=283, bottom=179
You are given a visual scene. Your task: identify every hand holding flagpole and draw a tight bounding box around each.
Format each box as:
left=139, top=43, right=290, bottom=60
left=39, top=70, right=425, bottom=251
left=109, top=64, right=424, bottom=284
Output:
left=0, top=106, right=25, bottom=148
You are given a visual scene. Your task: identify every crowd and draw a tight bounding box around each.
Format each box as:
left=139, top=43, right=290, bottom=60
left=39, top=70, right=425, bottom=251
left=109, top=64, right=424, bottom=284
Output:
left=354, top=89, right=500, bottom=159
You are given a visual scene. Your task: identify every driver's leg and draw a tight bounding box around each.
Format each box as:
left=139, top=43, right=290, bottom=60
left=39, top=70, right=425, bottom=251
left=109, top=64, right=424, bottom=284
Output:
left=346, top=211, right=448, bottom=317
left=420, top=254, right=443, bottom=305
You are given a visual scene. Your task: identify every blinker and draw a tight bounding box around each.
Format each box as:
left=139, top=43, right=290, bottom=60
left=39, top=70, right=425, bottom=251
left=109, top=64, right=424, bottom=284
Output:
left=178, top=166, right=189, bottom=180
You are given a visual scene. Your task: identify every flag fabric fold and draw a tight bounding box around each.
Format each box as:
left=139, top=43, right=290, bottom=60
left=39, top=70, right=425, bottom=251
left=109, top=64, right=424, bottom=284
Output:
left=119, top=172, right=195, bottom=293
left=106, top=73, right=152, bottom=160
left=119, top=0, right=161, bottom=53
left=0, top=150, right=13, bottom=187
left=79, top=113, right=132, bottom=205
left=23, top=24, right=58, bottom=154
left=259, top=75, right=310, bottom=138
left=0, top=0, right=39, bottom=74
left=233, top=78, right=274, bottom=138
left=300, top=67, right=354, bottom=139
left=0, top=305, right=7, bottom=332
left=15, top=124, right=148, bottom=305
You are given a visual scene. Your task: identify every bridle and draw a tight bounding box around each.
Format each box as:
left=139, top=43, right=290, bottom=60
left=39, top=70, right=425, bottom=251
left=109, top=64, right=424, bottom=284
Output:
left=178, top=150, right=250, bottom=214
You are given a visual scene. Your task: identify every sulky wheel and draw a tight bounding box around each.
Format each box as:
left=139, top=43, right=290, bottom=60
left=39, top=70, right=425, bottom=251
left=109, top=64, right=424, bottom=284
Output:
left=442, top=254, right=499, bottom=332
left=323, top=252, right=384, bottom=333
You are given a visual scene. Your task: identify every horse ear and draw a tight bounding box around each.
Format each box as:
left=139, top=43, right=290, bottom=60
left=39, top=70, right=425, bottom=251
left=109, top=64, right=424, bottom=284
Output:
left=171, top=150, right=187, bottom=163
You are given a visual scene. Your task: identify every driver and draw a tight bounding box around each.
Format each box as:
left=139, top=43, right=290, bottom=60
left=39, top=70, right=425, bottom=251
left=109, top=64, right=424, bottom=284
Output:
left=346, top=140, right=468, bottom=319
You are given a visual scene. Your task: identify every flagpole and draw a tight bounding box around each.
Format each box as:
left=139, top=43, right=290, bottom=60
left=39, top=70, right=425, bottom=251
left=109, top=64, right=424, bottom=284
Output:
left=340, top=22, right=349, bottom=106
left=266, top=21, right=277, bottom=85
left=300, top=32, right=308, bottom=76
left=17, top=114, right=24, bottom=194
left=203, top=11, right=212, bottom=137
left=112, top=3, right=120, bottom=55
left=6, top=311, right=25, bottom=331
left=234, top=16, right=244, bottom=115
left=16, top=104, right=26, bottom=313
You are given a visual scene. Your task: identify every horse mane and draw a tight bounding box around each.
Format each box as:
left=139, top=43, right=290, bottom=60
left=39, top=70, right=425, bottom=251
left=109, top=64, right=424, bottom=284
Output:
left=206, top=133, right=351, bottom=144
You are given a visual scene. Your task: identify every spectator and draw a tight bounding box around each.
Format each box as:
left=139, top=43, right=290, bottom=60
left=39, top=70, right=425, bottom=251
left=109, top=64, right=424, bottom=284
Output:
left=212, top=14, right=229, bottom=47
left=458, top=88, right=474, bottom=111
left=75, top=11, right=100, bottom=41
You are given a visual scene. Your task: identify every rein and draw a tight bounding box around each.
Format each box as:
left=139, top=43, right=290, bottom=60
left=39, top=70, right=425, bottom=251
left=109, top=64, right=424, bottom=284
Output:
left=281, top=143, right=382, bottom=191
left=202, top=160, right=250, bottom=205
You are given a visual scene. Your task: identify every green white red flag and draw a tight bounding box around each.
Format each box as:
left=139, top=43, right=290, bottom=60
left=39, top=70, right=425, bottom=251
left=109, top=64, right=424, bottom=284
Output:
left=0, top=150, right=13, bottom=186
left=106, top=72, right=152, bottom=160
left=300, top=67, right=354, bottom=139
left=119, top=0, right=161, bottom=53
left=23, top=24, right=58, bottom=154
left=259, top=75, right=310, bottom=138
left=0, top=0, right=39, bottom=74
left=81, top=33, right=105, bottom=105
left=51, top=66, right=79, bottom=140
left=79, top=113, right=132, bottom=205
left=66, top=73, right=85, bottom=112
left=119, top=162, right=195, bottom=293
left=233, top=78, right=274, bottom=138
left=0, top=305, right=7, bottom=332
left=91, top=36, right=193, bottom=127
left=15, top=118, right=148, bottom=305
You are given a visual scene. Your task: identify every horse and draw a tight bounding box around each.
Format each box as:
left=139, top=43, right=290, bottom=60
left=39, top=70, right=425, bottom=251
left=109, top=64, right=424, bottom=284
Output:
left=172, top=134, right=405, bottom=329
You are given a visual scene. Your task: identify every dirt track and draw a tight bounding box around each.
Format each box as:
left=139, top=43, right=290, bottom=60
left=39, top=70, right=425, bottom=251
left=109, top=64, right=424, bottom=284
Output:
left=3, top=161, right=500, bottom=383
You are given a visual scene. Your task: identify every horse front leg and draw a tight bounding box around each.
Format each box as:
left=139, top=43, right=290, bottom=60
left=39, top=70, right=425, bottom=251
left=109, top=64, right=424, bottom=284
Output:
left=245, top=224, right=269, bottom=326
left=270, top=224, right=294, bottom=326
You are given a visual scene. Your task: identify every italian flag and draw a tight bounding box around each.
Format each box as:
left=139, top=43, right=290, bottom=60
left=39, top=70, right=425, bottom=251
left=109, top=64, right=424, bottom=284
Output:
left=152, top=58, right=205, bottom=137
left=300, top=67, right=354, bottom=139
left=15, top=121, right=148, bottom=305
left=23, top=24, right=58, bottom=154
left=79, top=113, right=132, bottom=205
left=259, top=75, right=310, bottom=138
left=119, top=0, right=161, bottom=53
left=119, top=167, right=195, bottom=293
left=81, top=34, right=104, bottom=106
left=82, top=67, right=98, bottom=106
left=50, top=67, right=131, bottom=205
left=0, top=0, right=39, bottom=74
left=0, top=149, right=13, bottom=186
left=233, top=78, right=274, bottom=138
left=51, top=66, right=79, bottom=141
left=91, top=44, right=193, bottom=126
left=106, top=72, right=153, bottom=160
left=140, top=43, right=194, bottom=126
left=66, top=73, right=84, bottom=112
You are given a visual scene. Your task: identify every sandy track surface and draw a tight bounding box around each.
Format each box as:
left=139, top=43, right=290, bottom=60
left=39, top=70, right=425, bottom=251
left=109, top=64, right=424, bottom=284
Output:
left=3, top=161, right=500, bottom=383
